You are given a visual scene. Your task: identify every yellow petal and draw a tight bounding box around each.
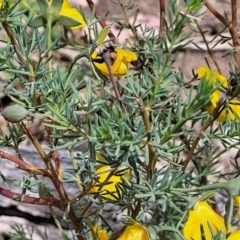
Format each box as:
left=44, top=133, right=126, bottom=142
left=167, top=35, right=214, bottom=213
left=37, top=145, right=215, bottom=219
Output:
left=206, top=104, right=227, bottom=122
left=97, top=230, right=108, bottom=240
left=92, top=227, right=109, bottom=240
left=207, top=99, right=240, bottom=122
left=183, top=201, right=227, bottom=240
left=89, top=154, right=130, bottom=200
left=227, top=230, right=240, bottom=240
left=91, top=48, right=137, bottom=77
left=183, top=210, right=202, bottom=240
left=197, top=66, right=228, bottom=88
left=92, top=60, right=110, bottom=76
left=60, top=8, right=86, bottom=29
left=61, top=0, right=71, bottom=9
left=228, top=99, right=240, bottom=120
left=196, top=66, right=240, bottom=122
left=90, top=165, right=130, bottom=200
left=197, top=66, right=227, bottom=108
left=117, top=224, right=151, bottom=240
left=113, top=48, right=137, bottom=76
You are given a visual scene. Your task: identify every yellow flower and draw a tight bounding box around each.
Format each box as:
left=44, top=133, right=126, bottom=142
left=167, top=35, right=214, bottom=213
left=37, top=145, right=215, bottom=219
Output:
left=183, top=201, right=227, bottom=240
left=89, top=153, right=131, bottom=200
left=91, top=47, right=137, bottom=77
left=56, top=0, right=86, bottom=29
left=227, top=230, right=240, bottom=240
left=197, top=66, right=240, bottom=122
left=93, top=226, right=109, bottom=240
left=183, top=201, right=240, bottom=240
left=117, top=224, right=151, bottom=240
left=54, top=0, right=86, bottom=29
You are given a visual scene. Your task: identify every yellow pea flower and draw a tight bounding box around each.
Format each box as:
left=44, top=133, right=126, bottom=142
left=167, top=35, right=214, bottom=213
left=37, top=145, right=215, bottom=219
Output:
left=117, top=223, right=151, bottom=240
left=93, top=226, right=109, bottom=240
left=89, top=153, right=131, bottom=200
left=227, top=230, right=240, bottom=240
left=91, top=47, right=137, bottom=77
left=183, top=201, right=227, bottom=240
left=183, top=200, right=240, bottom=240
left=197, top=66, right=240, bottom=122
left=53, top=0, right=86, bottom=29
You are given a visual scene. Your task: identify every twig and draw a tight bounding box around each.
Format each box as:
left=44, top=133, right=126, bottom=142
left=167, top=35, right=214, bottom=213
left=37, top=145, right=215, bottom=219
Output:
left=159, top=0, right=165, bottom=37
left=195, top=20, right=221, bottom=73
left=79, top=170, right=116, bottom=217
left=0, top=150, right=48, bottom=175
left=86, top=0, right=118, bottom=44
left=231, top=0, right=240, bottom=73
left=205, top=1, right=240, bottom=72
left=2, top=21, right=26, bottom=65
left=117, top=0, right=140, bottom=42
left=22, top=122, right=47, bottom=162
left=0, top=187, right=64, bottom=209
left=136, top=98, right=156, bottom=181
left=101, top=51, right=128, bottom=115
left=22, top=123, right=85, bottom=239
left=183, top=104, right=225, bottom=171
left=205, top=2, right=231, bottom=28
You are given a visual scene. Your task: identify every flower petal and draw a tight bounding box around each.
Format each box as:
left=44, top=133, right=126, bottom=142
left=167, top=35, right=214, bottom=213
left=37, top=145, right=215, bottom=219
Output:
left=183, top=209, right=202, bottom=240
left=183, top=201, right=227, bottom=240
left=91, top=48, right=137, bottom=77
left=228, top=99, right=240, bottom=120
left=197, top=66, right=228, bottom=88
left=60, top=8, right=86, bottom=29
left=196, top=66, right=240, bottom=122
left=227, top=230, right=240, bottom=240
left=117, top=224, right=150, bottom=240
left=89, top=154, right=130, bottom=200
left=61, top=0, right=71, bottom=9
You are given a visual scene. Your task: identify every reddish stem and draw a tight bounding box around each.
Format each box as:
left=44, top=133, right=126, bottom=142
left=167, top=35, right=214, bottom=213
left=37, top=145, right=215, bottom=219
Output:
left=0, top=187, right=64, bottom=210
left=205, top=1, right=240, bottom=72
left=159, top=0, right=165, bottom=37
left=86, top=0, right=118, bottom=44
left=231, top=0, right=240, bottom=73
left=0, top=150, right=47, bottom=175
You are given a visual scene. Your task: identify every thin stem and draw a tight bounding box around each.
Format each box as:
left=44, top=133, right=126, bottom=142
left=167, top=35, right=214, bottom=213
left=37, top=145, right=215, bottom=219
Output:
left=22, top=122, right=84, bottom=239
left=70, top=147, right=83, bottom=191
left=79, top=170, right=116, bottom=217
left=182, top=116, right=213, bottom=171
left=47, top=20, right=53, bottom=71
left=195, top=20, right=221, bottom=73
left=102, top=51, right=128, bottom=116
left=137, top=98, right=156, bottom=180
left=148, top=53, right=171, bottom=107
left=182, top=104, right=225, bottom=171
left=205, top=2, right=231, bottom=28
left=0, top=187, right=64, bottom=209
left=86, top=0, right=118, bottom=44
left=0, top=149, right=47, bottom=175
left=2, top=21, right=26, bottom=65
left=231, top=0, right=240, bottom=73
left=205, top=1, right=240, bottom=72
left=22, top=122, right=47, bottom=162
left=159, top=0, right=165, bottom=37
left=117, top=0, right=140, bottom=42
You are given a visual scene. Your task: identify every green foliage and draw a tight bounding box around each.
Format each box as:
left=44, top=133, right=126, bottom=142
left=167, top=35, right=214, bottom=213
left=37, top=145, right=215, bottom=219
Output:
left=0, top=0, right=240, bottom=240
